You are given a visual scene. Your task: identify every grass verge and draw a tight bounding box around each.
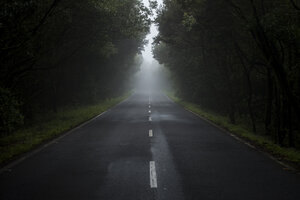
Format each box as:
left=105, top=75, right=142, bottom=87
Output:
left=166, top=92, right=300, bottom=170
left=0, top=93, right=130, bottom=166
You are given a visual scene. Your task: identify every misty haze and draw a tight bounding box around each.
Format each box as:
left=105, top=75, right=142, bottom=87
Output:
left=0, top=0, right=300, bottom=200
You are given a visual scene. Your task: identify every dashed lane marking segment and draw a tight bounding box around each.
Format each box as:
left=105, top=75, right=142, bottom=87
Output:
left=150, top=161, right=157, bottom=188
left=149, top=116, right=152, bottom=121
left=149, top=130, right=153, bottom=137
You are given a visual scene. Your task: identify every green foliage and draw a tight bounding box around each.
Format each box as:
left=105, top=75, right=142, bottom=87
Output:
left=0, top=0, right=151, bottom=136
left=182, top=12, right=196, bottom=31
left=155, top=0, right=300, bottom=147
left=0, top=87, right=23, bottom=135
left=167, top=92, right=300, bottom=168
left=149, top=0, right=158, bottom=10
left=0, top=93, right=130, bottom=165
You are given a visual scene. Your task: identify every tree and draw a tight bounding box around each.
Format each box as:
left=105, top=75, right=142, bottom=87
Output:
left=154, top=0, right=300, bottom=147
left=0, top=0, right=151, bottom=133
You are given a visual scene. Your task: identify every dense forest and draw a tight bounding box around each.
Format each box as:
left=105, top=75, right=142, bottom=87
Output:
left=0, top=0, right=151, bottom=135
left=153, top=0, right=300, bottom=147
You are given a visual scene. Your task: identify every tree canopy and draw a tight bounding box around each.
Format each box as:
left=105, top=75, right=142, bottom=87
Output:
left=153, top=0, right=300, bottom=147
left=0, top=0, right=151, bottom=134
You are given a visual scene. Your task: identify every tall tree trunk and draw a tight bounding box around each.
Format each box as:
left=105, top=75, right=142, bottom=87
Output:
left=223, top=65, right=236, bottom=124
left=287, top=104, right=295, bottom=147
left=52, top=83, right=58, bottom=113
left=229, top=101, right=236, bottom=124
left=234, top=43, right=256, bottom=132
left=274, top=84, right=283, bottom=146
left=247, top=83, right=256, bottom=133
left=265, top=67, right=273, bottom=135
left=248, top=0, right=300, bottom=121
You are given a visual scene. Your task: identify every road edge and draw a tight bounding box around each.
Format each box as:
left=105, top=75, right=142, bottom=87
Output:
left=0, top=93, right=132, bottom=174
left=163, top=93, right=299, bottom=174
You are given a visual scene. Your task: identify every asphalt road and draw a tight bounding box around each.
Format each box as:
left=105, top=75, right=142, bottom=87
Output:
left=1, top=91, right=300, bottom=200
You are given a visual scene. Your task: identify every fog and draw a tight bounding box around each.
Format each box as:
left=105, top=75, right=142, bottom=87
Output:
left=134, top=0, right=171, bottom=92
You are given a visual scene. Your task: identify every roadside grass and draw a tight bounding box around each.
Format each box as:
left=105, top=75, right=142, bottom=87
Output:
left=166, top=92, right=300, bottom=169
left=0, top=93, right=130, bottom=165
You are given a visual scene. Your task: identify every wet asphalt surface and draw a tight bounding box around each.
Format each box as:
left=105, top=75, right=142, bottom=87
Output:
left=0, top=91, right=300, bottom=200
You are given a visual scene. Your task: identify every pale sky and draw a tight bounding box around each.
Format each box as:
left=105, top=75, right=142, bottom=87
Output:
left=142, top=0, right=163, bottom=62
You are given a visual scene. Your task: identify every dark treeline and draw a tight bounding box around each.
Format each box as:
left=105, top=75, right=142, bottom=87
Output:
left=0, top=0, right=150, bottom=134
left=153, top=0, right=300, bottom=147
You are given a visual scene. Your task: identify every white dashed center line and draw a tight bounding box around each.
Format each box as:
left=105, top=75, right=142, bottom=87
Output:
left=149, top=161, right=157, bottom=188
left=149, top=130, right=153, bottom=137
left=148, top=96, right=156, bottom=188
